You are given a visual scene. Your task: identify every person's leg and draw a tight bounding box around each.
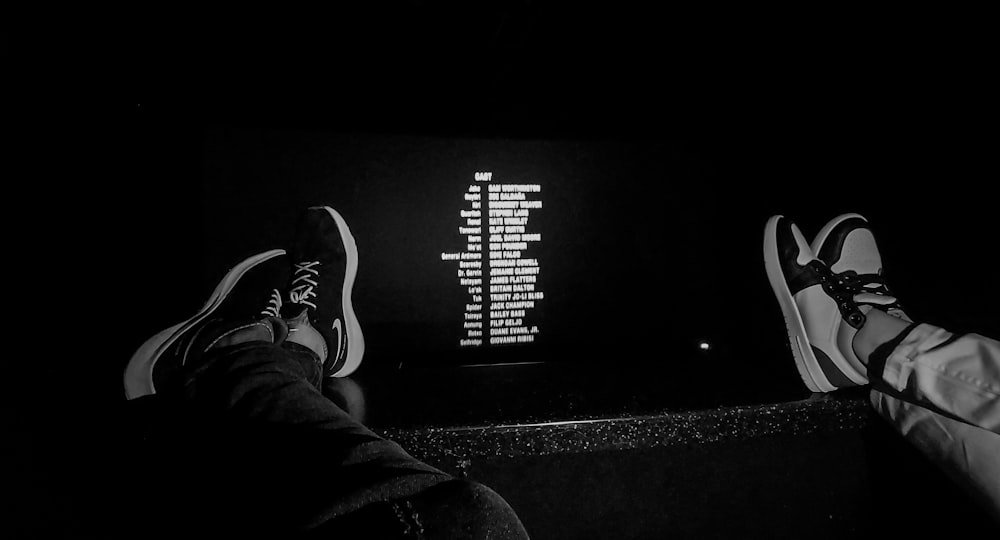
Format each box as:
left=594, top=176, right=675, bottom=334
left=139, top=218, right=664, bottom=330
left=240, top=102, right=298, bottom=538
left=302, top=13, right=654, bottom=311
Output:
left=307, top=475, right=530, bottom=539
left=128, top=208, right=529, bottom=538
left=855, top=310, right=1000, bottom=524
left=851, top=308, right=914, bottom=363
left=802, top=213, right=998, bottom=432
left=268, top=206, right=529, bottom=538
left=180, top=332, right=529, bottom=539
left=870, top=389, right=1000, bottom=524
left=767, top=213, right=999, bottom=424
left=858, top=312, right=999, bottom=434
left=770, top=213, right=1000, bottom=525
left=172, top=336, right=455, bottom=533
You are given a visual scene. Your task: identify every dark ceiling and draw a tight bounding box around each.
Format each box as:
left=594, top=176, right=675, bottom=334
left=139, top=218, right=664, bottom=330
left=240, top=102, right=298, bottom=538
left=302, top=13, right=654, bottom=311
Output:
left=128, top=4, right=994, bottom=142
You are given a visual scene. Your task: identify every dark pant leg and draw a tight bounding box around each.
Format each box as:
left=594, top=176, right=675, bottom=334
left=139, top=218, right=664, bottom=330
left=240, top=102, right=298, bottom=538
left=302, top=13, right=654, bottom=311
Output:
left=163, top=340, right=528, bottom=539
left=311, top=477, right=530, bottom=539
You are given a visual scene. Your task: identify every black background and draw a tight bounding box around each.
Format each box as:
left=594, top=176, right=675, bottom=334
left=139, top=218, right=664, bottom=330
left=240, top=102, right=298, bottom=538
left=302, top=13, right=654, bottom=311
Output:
left=11, top=4, right=999, bottom=537
left=110, top=4, right=997, bottom=384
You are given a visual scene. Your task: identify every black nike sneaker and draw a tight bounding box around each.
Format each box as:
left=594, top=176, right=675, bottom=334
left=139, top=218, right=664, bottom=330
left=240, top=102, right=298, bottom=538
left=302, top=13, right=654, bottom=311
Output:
left=281, top=206, right=365, bottom=378
left=764, top=215, right=903, bottom=392
left=124, top=249, right=288, bottom=399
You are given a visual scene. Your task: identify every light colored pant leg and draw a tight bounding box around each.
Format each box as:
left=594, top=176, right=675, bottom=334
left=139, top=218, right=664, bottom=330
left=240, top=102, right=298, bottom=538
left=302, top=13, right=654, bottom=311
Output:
left=870, top=390, right=1000, bottom=524
left=879, top=323, right=999, bottom=433
left=870, top=323, right=1000, bottom=523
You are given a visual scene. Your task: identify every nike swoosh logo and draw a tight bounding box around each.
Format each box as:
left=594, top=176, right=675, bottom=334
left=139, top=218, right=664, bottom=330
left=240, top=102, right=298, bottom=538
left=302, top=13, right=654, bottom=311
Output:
left=331, top=318, right=343, bottom=362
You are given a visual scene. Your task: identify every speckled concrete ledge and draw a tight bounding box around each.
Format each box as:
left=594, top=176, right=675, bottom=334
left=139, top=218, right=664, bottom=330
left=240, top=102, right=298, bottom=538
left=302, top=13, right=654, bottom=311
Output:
left=375, top=392, right=872, bottom=470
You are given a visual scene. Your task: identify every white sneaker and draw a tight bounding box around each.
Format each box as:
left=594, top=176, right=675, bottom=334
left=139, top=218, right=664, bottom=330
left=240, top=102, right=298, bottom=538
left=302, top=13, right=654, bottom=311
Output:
left=811, top=213, right=910, bottom=322
left=764, top=215, right=904, bottom=392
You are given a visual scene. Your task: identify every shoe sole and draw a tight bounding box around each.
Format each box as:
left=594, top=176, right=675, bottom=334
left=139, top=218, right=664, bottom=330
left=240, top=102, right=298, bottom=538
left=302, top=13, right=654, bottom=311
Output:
left=763, top=216, right=835, bottom=393
left=122, top=249, right=287, bottom=399
left=318, top=206, right=365, bottom=377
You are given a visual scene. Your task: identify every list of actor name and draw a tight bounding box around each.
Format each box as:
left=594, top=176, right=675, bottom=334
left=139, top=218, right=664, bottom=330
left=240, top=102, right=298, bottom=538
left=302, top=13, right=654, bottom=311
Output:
left=441, top=172, right=543, bottom=347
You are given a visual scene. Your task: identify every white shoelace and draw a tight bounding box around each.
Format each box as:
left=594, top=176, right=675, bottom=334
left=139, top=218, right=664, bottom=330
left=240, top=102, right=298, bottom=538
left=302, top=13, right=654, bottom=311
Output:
left=260, top=289, right=283, bottom=317
left=288, top=261, right=321, bottom=309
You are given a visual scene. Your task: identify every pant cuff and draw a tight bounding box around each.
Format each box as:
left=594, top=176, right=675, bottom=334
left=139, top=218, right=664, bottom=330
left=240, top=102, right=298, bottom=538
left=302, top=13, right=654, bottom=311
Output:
left=867, top=321, right=920, bottom=390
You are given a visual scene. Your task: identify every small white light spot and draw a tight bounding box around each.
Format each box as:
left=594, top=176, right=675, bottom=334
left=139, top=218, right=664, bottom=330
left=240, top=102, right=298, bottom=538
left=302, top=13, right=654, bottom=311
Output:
left=698, top=341, right=711, bottom=351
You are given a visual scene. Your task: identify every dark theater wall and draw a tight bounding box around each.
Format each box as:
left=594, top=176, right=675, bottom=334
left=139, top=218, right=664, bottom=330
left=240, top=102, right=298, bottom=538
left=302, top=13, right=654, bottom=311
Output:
left=16, top=6, right=998, bottom=538
left=64, top=4, right=994, bottom=449
left=122, top=5, right=997, bottom=359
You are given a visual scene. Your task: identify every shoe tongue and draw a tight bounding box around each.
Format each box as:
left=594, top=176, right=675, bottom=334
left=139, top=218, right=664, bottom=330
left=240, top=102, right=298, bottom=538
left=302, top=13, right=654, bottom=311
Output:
left=853, top=292, right=897, bottom=306
left=855, top=292, right=912, bottom=323
left=830, top=229, right=882, bottom=275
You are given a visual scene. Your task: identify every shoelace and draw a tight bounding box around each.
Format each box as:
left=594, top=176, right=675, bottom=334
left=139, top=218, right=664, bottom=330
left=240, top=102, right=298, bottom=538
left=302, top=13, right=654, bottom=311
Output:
left=261, top=289, right=283, bottom=317
left=288, top=261, right=320, bottom=309
left=810, top=262, right=904, bottom=328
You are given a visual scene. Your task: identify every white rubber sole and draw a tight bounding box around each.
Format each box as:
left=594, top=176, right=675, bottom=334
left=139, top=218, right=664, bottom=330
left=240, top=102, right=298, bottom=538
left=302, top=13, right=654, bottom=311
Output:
left=319, top=206, right=365, bottom=377
left=763, top=216, right=835, bottom=393
left=122, top=249, right=287, bottom=399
